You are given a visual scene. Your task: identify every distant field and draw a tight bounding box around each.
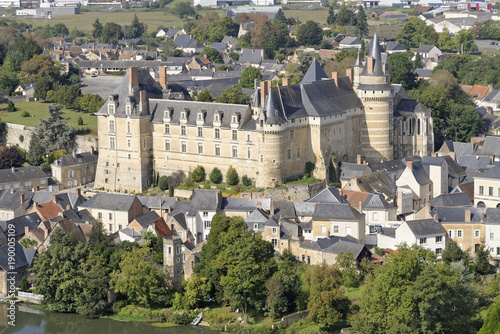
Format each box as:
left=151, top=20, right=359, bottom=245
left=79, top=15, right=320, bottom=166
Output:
left=0, top=101, right=97, bottom=131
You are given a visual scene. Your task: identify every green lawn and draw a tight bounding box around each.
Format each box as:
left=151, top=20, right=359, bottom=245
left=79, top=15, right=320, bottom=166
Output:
left=0, top=101, right=97, bottom=132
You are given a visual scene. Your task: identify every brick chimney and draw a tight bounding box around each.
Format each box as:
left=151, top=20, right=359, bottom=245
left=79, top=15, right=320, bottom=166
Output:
left=433, top=213, right=438, bottom=222
left=257, top=201, right=262, bottom=209
left=434, top=53, right=439, bottom=62
left=366, top=57, right=374, bottom=74
left=332, top=72, right=338, bottom=85
left=260, top=80, right=270, bottom=107
left=139, top=90, right=147, bottom=114
left=358, top=200, right=363, bottom=213
left=129, top=67, right=139, bottom=94
left=76, top=188, right=81, bottom=197
left=72, top=150, right=77, bottom=158
left=464, top=208, right=471, bottom=222
left=357, top=154, right=362, bottom=165
left=159, top=66, right=167, bottom=89
left=282, top=77, right=291, bottom=87
left=346, top=68, right=353, bottom=83
left=249, top=192, right=253, bottom=200
left=20, top=193, right=25, bottom=204
left=406, top=161, right=414, bottom=170
left=52, top=194, right=57, bottom=203
left=24, top=226, right=29, bottom=236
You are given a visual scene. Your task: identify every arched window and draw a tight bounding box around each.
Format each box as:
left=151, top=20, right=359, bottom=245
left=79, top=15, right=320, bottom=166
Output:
left=409, top=118, right=412, bottom=135
left=496, top=203, right=500, bottom=208
left=478, top=202, right=486, bottom=208
left=418, top=118, right=421, bottom=135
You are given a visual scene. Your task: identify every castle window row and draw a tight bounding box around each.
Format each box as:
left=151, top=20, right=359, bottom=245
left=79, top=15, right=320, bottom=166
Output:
left=163, top=140, right=257, bottom=159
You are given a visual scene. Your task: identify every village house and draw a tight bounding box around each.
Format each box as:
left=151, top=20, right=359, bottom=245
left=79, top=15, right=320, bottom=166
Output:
left=0, top=167, right=50, bottom=192
left=474, top=165, right=500, bottom=208
left=51, top=149, right=98, bottom=190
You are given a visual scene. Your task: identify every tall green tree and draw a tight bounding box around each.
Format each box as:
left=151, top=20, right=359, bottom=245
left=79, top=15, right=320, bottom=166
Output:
left=202, top=47, right=223, bottom=63
left=26, top=133, right=45, bottom=166
left=34, top=104, right=78, bottom=155
left=455, top=29, right=478, bottom=53
left=239, top=66, right=262, bottom=89
left=327, top=6, right=336, bottom=25
left=397, top=17, right=439, bottom=48
left=388, top=52, right=417, bottom=90
left=92, top=18, right=103, bottom=39
left=101, top=22, right=123, bottom=43
left=124, top=14, right=147, bottom=39
left=355, top=6, right=368, bottom=38
left=473, top=238, right=492, bottom=275
left=445, top=103, right=483, bottom=142
left=215, top=87, right=249, bottom=105
left=335, top=5, right=356, bottom=26
left=296, top=21, right=323, bottom=46
left=479, top=297, right=500, bottom=334
left=172, top=1, right=196, bottom=19
left=259, top=21, right=281, bottom=59
left=207, top=17, right=239, bottom=43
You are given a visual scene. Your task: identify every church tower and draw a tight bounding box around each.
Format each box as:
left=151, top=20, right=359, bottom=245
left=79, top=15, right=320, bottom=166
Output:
left=356, top=33, right=394, bottom=163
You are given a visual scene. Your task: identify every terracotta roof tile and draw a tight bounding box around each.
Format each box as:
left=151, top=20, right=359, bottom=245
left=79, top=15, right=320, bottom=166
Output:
left=153, top=217, right=172, bottom=238
left=33, top=202, right=63, bottom=220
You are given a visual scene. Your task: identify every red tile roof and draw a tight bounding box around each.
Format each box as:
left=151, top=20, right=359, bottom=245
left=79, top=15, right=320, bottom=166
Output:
left=468, top=85, right=490, bottom=100
left=32, top=202, right=63, bottom=220
left=153, top=217, right=172, bottom=238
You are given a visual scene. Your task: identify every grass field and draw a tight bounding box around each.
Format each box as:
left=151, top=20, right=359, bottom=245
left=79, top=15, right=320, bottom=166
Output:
left=0, top=101, right=97, bottom=131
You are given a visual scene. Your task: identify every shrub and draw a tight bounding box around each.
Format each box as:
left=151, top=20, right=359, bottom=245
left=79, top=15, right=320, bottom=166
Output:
left=6, top=100, right=15, bottom=112
left=21, top=277, right=29, bottom=292
left=209, top=167, right=223, bottom=184
left=20, top=111, right=30, bottom=117
left=159, top=175, right=170, bottom=191
left=169, top=186, right=174, bottom=197
left=305, top=162, right=315, bottom=178
left=19, top=135, right=24, bottom=143
left=191, top=165, right=206, bottom=182
left=77, top=117, right=83, bottom=126
left=167, top=310, right=191, bottom=325
left=242, top=175, right=251, bottom=186
left=226, top=166, right=239, bottom=185
left=40, top=161, right=51, bottom=173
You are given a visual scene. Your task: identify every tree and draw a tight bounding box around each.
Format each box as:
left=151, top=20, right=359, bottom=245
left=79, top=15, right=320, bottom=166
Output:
left=335, top=252, right=360, bottom=288
left=173, top=1, right=196, bottom=19
left=437, top=27, right=455, bottom=51
left=101, top=22, right=123, bottom=43
left=445, top=103, right=483, bottom=142
left=397, top=17, right=439, bottom=49
left=413, top=52, right=424, bottom=70
left=124, top=14, right=147, bottom=39
left=327, top=6, right=336, bottom=25
left=209, top=167, right=222, bottom=184
left=52, top=23, right=69, bottom=37
left=202, top=47, right=223, bottom=63
left=185, top=274, right=211, bottom=309
left=196, top=89, right=213, bottom=102
left=207, top=17, right=239, bottom=43
left=473, top=238, right=492, bottom=275
left=229, top=51, right=239, bottom=61
left=226, top=166, right=239, bottom=185
left=455, top=29, right=478, bottom=53
left=0, top=66, right=20, bottom=95
left=304, top=262, right=350, bottom=330
left=335, top=5, right=356, bottom=26
left=160, top=38, right=178, bottom=61
left=27, top=133, right=45, bottom=166
left=274, top=8, right=287, bottom=23
left=34, top=76, right=56, bottom=100
left=479, top=297, right=500, bottom=334
left=110, top=247, right=169, bottom=306
left=388, top=52, right=417, bottom=90
left=297, top=21, right=323, bottom=46
left=355, top=6, right=368, bottom=38
left=215, top=87, right=250, bottom=105
left=0, top=146, right=24, bottom=169
left=159, top=175, right=170, bottom=191
left=239, top=66, right=262, bottom=89
left=34, top=104, right=78, bottom=156
left=21, top=54, right=62, bottom=83
left=6, top=100, right=15, bottom=113
left=191, top=165, right=206, bottom=182
left=442, top=240, right=471, bottom=265
left=258, top=21, right=281, bottom=59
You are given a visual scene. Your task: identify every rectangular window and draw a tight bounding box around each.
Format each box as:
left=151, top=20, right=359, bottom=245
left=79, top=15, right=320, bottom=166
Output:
left=491, top=233, right=495, bottom=240
left=297, top=148, right=301, bottom=157
left=287, top=149, right=291, bottom=160
left=109, top=224, right=112, bottom=232
left=181, top=125, right=186, bottom=136
left=198, top=143, right=203, bottom=154
left=457, top=230, right=463, bottom=238
left=164, top=124, right=170, bottom=134
left=429, top=184, right=432, bottom=191
left=118, top=225, right=122, bottom=230
left=215, top=145, right=220, bottom=156
left=127, top=139, right=131, bottom=148
left=204, top=221, right=211, bottom=228
left=436, top=235, right=442, bottom=243
left=181, top=141, right=187, bottom=153
left=272, top=227, right=277, bottom=234
left=232, top=146, right=237, bottom=158
left=475, top=230, right=480, bottom=238
left=127, top=122, right=131, bottom=134
left=108, top=213, right=112, bottom=220
left=109, top=120, right=115, bottom=132
left=334, top=225, right=339, bottom=233
left=197, top=126, right=203, bottom=137
left=98, top=212, right=102, bottom=219
left=497, top=247, right=500, bottom=256
left=436, top=248, right=442, bottom=254
left=215, top=128, right=220, bottom=139
left=232, top=129, right=238, bottom=140
left=247, top=147, right=251, bottom=159
left=247, top=133, right=251, bottom=142
left=203, top=212, right=208, bottom=217
left=419, top=237, right=427, bottom=245
left=346, top=226, right=351, bottom=235
left=82, top=168, right=86, bottom=176
left=449, top=230, right=454, bottom=238
left=372, top=212, right=378, bottom=221
left=290, top=129, right=294, bottom=139
left=109, top=137, right=115, bottom=149
left=260, top=155, right=263, bottom=163
left=479, top=186, right=484, bottom=195
left=489, top=187, right=494, bottom=196
left=272, top=239, right=277, bottom=247
left=165, top=140, right=170, bottom=151
left=321, top=225, right=326, bottom=234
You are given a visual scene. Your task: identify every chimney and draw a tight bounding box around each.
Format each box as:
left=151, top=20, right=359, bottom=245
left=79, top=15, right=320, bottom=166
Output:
left=346, top=68, right=354, bottom=83
left=246, top=61, right=251, bottom=67
left=34, top=201, right=38, bottom=208
left=129, top=67, right=139, bottom=93
left=212, top=66, right=216, bottom=73
left=11, top=167, right=15, bottom=173
left=380, top=158, right=384, bottom=163
left=482, top=213, right=486, bottom=222
left=20, top=193, right=25, bottom=204
left=433, top=213, right=438, bottom=222
left=85, top=220, right=90, bottom=225
left=282, top=77, right=291, bottom=87
left=271, top=200, right=274, bottom=214
left=72, top=150, right=77, bottom=158
left=464, top=208, right=471, bottom=222
left=66, top=205, right=70, bottom=210
left=249, top=192, right=253, bottom=200
left=140, top=90, right=146, bottom=102
left=431, top=152, right=438, bottom=157
left=260, top=80, right=269, bottom=107
left=366, top=57, right=374, bottom=74
left=358, top=200, right=363, bottom=213
left=257, top=201, right=262, bottom=209
left=58, top=211, right=64, bottom=217
left=357, top=154, right=362, bottom=165
left=332, top=72, right=338, bottom=85
left=35, top=186, right=39, bottom=192
left=53, top=194, right=57, bottom=203
left=434, top=53, right=439, bottom=62
left=24, top=226, right=29, bottom=236
left=363, top=159, right=367, bottom=165
left=159, top=66, right=167, bottom=89
left=76, top=188, right=81, bottom=197
left=168, top=206, right=172, bottom=213
left=406, top=161, right=414, bottom=170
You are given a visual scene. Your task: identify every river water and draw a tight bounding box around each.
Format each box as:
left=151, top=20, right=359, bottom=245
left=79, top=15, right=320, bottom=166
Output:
left=0, top=303, right=217, bottom=334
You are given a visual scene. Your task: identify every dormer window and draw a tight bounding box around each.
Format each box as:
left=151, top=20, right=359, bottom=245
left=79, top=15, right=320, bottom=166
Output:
left=215, top=114, right=219, bottom=122
left=181, top=111, right=186, bottom=119
left=232, top=115, right=237, bottom=123
left=198, top=112, right=204, bottom=121
left=108, top=104, right=114, bottom=114
left=164, top=108, right=173, bottom=120
left=126, top=105, right=131, bottom=115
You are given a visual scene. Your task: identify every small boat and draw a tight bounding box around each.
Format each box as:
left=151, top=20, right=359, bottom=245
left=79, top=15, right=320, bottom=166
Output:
left=192, top=312, right=203, bottom=326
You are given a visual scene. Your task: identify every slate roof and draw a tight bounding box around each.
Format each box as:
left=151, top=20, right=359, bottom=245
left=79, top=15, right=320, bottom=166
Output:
left=0, top=190, right=33, bottom=211
left=52, top=151, right=98, bottom=167
left=385, top=42, right=406, bottom=51
left=355, top=171, right=397, bottom=198
left=190, top=190, right=222, bottom=211
left=443, top=155, right=466, bottom=178
left=265, top=215, right=279, bottom=227
left=405, top=219, right=446, bottom=237
left=432, top=206, right=486, bottom=223
left=480, top=136, right=500, bottom=156
left=380, top=227, right=396, bottom=238
left=306, top=187, right=347, bottom=204
left=415, top=69, right=432, bottom=78
left=138, top=196, right=178, bottom=210
left=78, top=193, right=138, bottom=211
left=23, top=248, right=37, bottom=268
left=79, top=60, right=170, bottom=70
left=458, top=155, right=492, bottom=182
left=0, top=242, right=27, bottom=271
left=301, top=58, right=328, bottom=84
left=362, top=33, right=384, bottom=76
left=239, top=49, right=266, bottom=65
left=340, top=163, right=371, bottom=181
left=221, top=197, right=272, bottom=212
left=451, top=181, right=475, bottom=202
left=170, top=212, right=188, bottom=231
left=300, top=235, right=367, bottom=258
left=370, top=159, right=406, bottom=174
left=394, top=98, right=430, bottom=116
left=244, top=208, right=269, bottom=223
left=312, top=203, right=362, bottom=221
left=293, top=202, right=317, bottom=217
left=474, top=165, right=500, bottom=180
left=339, top=36, right=361, bottom=46
left=484, top=208, right=500, bottom=224
left=405, top=160, right=432, bottom=185
left=133, top=211, right=161, bottom=228
left=0, top=213, right=42, bottom=238
left=0, top=166, right=48, bottom=184
left=416, top=45, right=438, bottom=53
left=54, top=218, right=88, bottom=243
left=273, top=201, right=296, bottom=219
left=430, top=192, right=471, bottom=207
left=363, top=193, right=394, bottom=210
left=440, top=141, right=477, bottom=159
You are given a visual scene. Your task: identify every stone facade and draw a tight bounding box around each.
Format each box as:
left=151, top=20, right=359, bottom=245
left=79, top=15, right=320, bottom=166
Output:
left=94, top=34, right=433, bottom=192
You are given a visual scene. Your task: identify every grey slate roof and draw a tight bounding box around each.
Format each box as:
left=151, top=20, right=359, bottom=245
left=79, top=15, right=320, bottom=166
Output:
left=78, top=193, right=138, bottom=211
left=480, top=136, right=500, bottom=156
left=443, top=155, right=466, bottom=178
left=300, top=235, right=367, bottom=258
left=474, top=165, right=500, bottom=180
left=138, top=196, right=177, bottom=210
left=415, top=69, right=432, bottom=78
left=355, top=171, right=397, bottom=198
left=0, top=242, right=27, bottom=271
left=385, top=42, right=406, bottom=51
left=362, top=33, right=384, bottom=76
left=61, top=209, right=95, bottom=224
left=415, top=44, right=437, bottom=53
left=0, top=213, right=42, bottom=238
left=244, top=208, right=269, bottom=223
left=430, top=193, right=471, bottom=207
left=190, top=189, right=222, bottom=211
left=312, top=203, right=362, bottom=221
left=432, top=206, right=486, bottom=223
left=133, top=211, right=161, bottom=228
left=307, top=187, right=347, bottom=204
left=301, top=58, right=328, bottom=84
left=405, top=219, right=446, bottom=237
left=0, top=166, right=47, bottom=184
left=484, top=208, right=500, bottom=224
left=370, top=159, right=406, bottom=174
left=293, top=202, right=317, bottom=217
left=273, top=201, right=296, bottom=219
left=52, top=151, right=98, bottom=167
left=170, top=212, right=188, bottom=231
left=380, top=227, right=396, bottom=238
left=239, top=49, right=265, bottom=65
left=265, top=216, right=279, bottom=227
left=458, top=155, right=493, bottom=182
left=221, top=197, right=272, bottom=212
left=0, top=190, right=33, bottom=211
left=363, top=193, right=394, bottom=210
left=340, top=163, right=372, bottom=181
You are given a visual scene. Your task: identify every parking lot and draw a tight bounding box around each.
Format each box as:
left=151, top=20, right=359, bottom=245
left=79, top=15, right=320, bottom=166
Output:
left=80, top=76, right=123, bottom=100
left=474, top=40, right=500, bottom=53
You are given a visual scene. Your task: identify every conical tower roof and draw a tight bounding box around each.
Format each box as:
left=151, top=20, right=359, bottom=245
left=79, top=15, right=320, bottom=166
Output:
left=355, top=51, right=361, bottom=67
left=301, top=58, right=328, bottom=84
left=363, top=33, right=384, bottom=76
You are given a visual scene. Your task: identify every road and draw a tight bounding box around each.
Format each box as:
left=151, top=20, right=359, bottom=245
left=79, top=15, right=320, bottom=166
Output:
left=80, top=76, right=123, bottom=99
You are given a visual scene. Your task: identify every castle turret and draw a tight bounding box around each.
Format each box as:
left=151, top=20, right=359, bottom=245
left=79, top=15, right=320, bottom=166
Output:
left=353, top=51, right=361, bottom=88
left=357, top=33, right=394, bottom=163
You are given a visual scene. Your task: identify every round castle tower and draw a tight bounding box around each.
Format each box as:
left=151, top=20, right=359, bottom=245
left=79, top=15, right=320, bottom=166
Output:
left=356, top=33, right=394, bottom=163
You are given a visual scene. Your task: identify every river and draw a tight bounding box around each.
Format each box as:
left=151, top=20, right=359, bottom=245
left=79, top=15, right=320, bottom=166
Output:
left=0, top=303, right=218, bottom=334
